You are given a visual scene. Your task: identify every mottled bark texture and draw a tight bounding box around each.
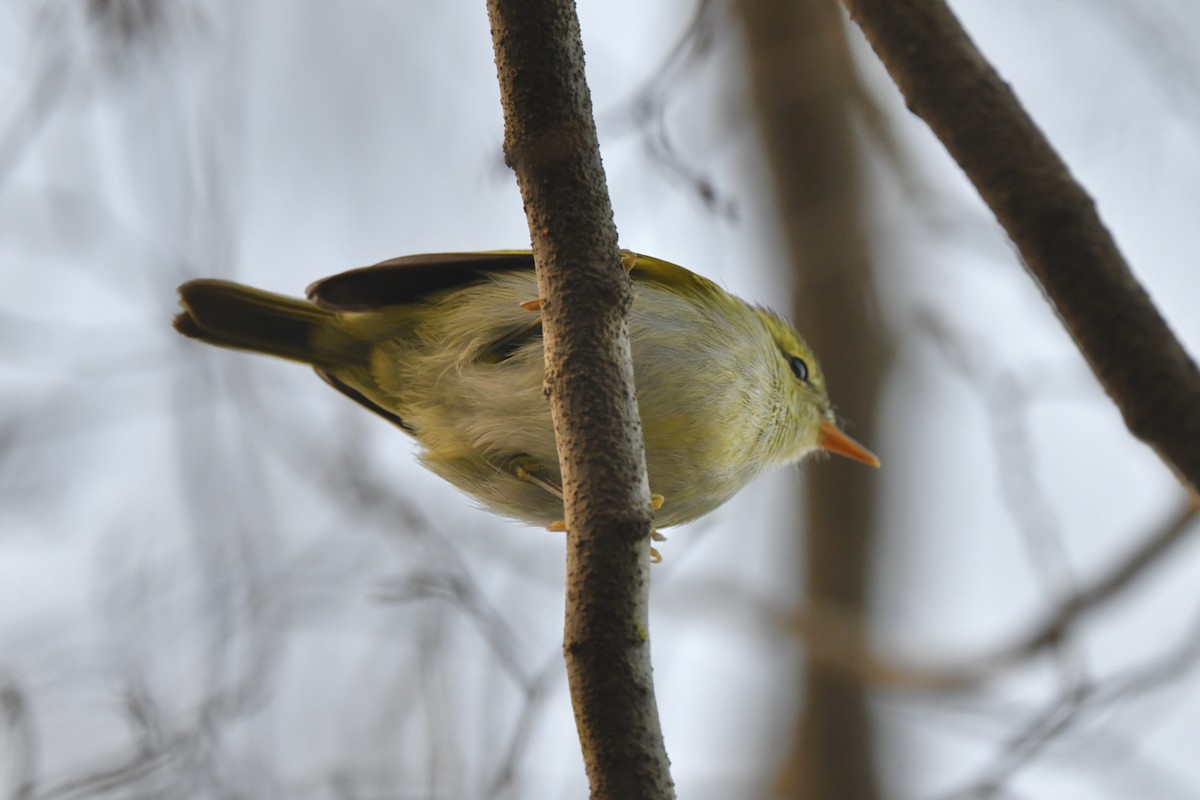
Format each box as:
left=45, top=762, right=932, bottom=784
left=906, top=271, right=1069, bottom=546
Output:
left=485, top=1, right=675, bottom=798
left=842, top=0, right=1200, bottom=494
left=739, top=0, right=887, bottom=797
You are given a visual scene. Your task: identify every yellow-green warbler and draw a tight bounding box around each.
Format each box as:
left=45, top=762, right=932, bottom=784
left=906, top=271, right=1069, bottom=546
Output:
left=174, top=250, right=878, bottom=538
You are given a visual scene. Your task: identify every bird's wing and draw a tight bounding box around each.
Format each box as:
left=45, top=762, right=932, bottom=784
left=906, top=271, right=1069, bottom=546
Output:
left=306, top=249, right=722, bottom=312
left=306, top=251, right=536, bottom=311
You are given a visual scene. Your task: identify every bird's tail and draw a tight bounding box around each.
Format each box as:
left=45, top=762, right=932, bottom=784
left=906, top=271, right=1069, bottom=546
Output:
left=174, top=279, right=357, bottom=366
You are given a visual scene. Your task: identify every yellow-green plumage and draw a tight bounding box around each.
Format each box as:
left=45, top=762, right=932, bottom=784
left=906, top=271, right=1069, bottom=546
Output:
left=175, top=251, right=859, bottom=528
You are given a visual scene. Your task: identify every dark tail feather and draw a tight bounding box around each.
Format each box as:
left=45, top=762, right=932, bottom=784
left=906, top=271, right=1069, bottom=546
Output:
left=175, top=279, right=341, bottom=365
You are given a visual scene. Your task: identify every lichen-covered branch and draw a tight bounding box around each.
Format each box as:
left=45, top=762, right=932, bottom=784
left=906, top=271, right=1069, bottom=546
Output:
left=484, top=1, right=674, bottom=797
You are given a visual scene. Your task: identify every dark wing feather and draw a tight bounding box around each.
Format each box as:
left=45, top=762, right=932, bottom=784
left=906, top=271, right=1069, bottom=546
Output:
left=315, top=369, right=415, bottom=433
left=306, top=252, right=541, bottom=433
left=305, top=249, right=719, bottom=312
left=306, top=251, right=536, bottom=311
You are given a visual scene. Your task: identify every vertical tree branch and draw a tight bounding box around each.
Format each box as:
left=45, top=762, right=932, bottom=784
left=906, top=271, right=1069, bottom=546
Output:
left=485, top=1, right=674, bottom=798
left=840, top=0, right=1200, bottom=494
left=739, top=0, right=887, bottom=797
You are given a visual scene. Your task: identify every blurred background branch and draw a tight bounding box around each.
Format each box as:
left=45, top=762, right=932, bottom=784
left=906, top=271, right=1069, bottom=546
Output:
left=738, top=0, right=888, bottom=797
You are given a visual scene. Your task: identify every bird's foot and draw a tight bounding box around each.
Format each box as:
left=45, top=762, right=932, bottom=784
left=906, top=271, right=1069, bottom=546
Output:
left=650, top=529, right=667, bottom=563
left=507, top=454, right=564, bottom=500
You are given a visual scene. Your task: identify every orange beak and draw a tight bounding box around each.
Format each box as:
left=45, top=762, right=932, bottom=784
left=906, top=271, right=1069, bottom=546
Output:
left=818, top=419, right=880, bottom=467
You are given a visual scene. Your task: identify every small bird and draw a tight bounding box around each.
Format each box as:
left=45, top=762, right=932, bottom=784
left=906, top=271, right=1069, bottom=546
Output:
left=174, top=250, right=878, bottom=538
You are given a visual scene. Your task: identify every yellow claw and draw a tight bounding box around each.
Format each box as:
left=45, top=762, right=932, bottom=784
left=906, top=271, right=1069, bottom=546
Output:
left=650, top=493, right=664, bottom=510
left=649, top=529, right=667, bottom=563
left=519, top=298, right=542, bottom=311
left=546, top=519, right=568, bottom=532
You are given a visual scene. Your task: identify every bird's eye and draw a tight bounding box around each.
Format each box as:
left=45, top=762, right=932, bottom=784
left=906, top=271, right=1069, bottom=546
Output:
left=788, top=355, right=809, bottom=382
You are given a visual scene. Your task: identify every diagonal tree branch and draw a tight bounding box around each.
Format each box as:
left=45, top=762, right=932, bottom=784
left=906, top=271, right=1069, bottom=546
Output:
left=484, top=1, right=674, bottom=798
left=840, top=0, right=1200, bottom=495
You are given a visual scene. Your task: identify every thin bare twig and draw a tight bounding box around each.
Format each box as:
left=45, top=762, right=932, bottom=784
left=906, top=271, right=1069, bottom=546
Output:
left=790, top=497, right=1200, bottom=692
